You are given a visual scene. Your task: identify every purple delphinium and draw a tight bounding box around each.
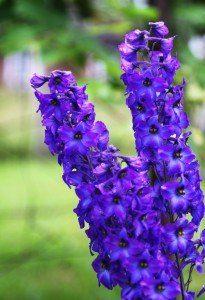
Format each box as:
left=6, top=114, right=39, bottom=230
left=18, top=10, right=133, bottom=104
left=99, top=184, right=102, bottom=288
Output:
left=31, top=21, right=205, bottom=300
left=31, top=68, right=166, bottom=299
left=120, top=21, right=205, bottom=299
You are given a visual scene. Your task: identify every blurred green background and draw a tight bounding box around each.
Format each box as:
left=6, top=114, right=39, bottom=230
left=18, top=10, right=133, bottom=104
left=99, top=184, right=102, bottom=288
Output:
left=0, top=0, right=205, bottom=299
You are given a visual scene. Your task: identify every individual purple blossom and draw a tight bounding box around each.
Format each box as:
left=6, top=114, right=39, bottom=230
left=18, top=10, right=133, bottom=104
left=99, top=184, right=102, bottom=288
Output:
left=149, top=21, right=169, bottom=37
left=141, top=272, right=180, bottom=300
left=58, top=123, right=97, bottom=154
left=121, top=69, right=167, bottom=100
left=125, top=250, right=164, bottom=283
left=158, top=143, right=195, bottom=175
left=30, top=73, right=49, bottom=88
left=161, top=179, right=195, bottom=213
left=48, top=70, right=76, bottom=92
left=163, top=218, right=196, bottom=254
left=104, top=228, right=143, bottom=261
left=92, top=254, right=117, bottom=289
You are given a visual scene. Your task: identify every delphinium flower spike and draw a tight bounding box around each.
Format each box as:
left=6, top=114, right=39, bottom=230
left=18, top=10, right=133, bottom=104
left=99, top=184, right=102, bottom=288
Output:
left=31, top=21, right=205, bottom=300
left=31, top=70, right=176, bottom=299
left=120, top=21, right=205, bottom=299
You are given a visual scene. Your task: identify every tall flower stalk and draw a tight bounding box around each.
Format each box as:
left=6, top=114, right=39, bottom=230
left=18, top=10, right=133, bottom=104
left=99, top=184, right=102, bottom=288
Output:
left=31, top=22, right=205, bottom=300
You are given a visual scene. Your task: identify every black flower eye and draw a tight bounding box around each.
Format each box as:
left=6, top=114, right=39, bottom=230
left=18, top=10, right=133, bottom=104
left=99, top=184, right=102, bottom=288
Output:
left=118, top=238, right=128, bottom=248
left=59, top=142, right=64, bottom=150
left=156, top=283, right=165, bottom=292
left=173, top=150, right=182, bottom=159
left=74, top=132, right=82, bottom=140
left=159, top=56, right=164, bottom=63
left=83, top=114, right=91, bottom=121
left=141, top=214, right=147, bottom=221
left=140, top=260, right=148, bottom=268
left=143, top=77, right=152, bottom=87
left=176, top=187, right=185, bottom=196
left=118, top=170, right=127, bottom=179
left=137, top=103, right=145, bottom=112
left=173, top=101, right=180, bottom=108
left=101, top=260, right=110, bottom=270
left=51, top=99, right=59, bottom=106
left=149, top=125, right=158, bottom=134
left=113, top=196, right=121, bottom=204
left=176, top=227, right=184, bottom=237
left=54, top=77, right=62, bottom=84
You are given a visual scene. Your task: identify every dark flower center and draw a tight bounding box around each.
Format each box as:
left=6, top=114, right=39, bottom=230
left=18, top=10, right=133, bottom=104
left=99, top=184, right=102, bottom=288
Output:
left=137, top=103, right=145, bottom=112
left=149, top=125, right=158, bottom=134
left=106, top=216, right=117, bottom=227
left=113, top=196, right=121, bottom=204
left=51, top=99, right=59, bottom=106
left=176, top=227, right=184, bottom=237
left=159, top=56, right=164, bottom=63
left=94, top=187, right=101, bottom=195
left=101, top=228, right=107, bottom=236
left=140, top=260, right=148, bottom=268
left=141, top=214, right=147, bottom=221
left=71, top=102, right=79, bottom=110
left=137, top=188, right=143, bottom=196
left=173, top=149, right=183, bottom=159
left=118, top=170, right=127, bottom=179
left=143, top=77, right=152, bottom=87
left=176, top=187, right=185, bottom=196
left=119, top=238, right=128, bottom=248
left=83, top=114, right=91, bottom=121
left=173, top=101, right=180, bottom=108
left=74, top=131, right=83, bottom=140
left=59, top=142, right=64, bottom=150
left=101, top=260, right=109, bottom=270
left=54, top=77, right=62, bottom=84
left=156, top=283, right=165, bottom=292
left=168, top=87, right=173, bottom=94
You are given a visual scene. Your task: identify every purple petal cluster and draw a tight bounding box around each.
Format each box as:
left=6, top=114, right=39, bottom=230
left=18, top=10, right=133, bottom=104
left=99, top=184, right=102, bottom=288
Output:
left=120, top=21, right=205, bottom=299
left=31, top=21, right=205, bottom=300
left=31, top=69, right=178, bottom=299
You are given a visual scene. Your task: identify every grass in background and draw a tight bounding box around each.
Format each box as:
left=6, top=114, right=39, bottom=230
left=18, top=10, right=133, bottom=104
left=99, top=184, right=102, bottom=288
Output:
left=0, top=159, right=120, bottom=300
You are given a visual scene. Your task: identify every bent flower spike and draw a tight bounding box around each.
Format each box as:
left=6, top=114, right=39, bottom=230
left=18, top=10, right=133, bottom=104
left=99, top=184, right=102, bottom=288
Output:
left=31, top=22, right=205, bottom=299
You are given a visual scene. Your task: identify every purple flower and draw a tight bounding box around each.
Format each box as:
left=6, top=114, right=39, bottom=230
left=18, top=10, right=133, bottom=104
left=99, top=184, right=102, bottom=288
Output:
left=118, top=43, right=136, bottom=61
left=35, top=91, right=64, bottom=121
left=30, top=73, right=49, bottom=88
left=125, top=250, right=164, bottom=283
left=184, top=291, right=195, bottom=300
left=122, top=70, right=167, bottom=100
left=58, top=123, right=97, bottom=154
left=149, top=21, right=169, bottom=37
left=31, top=21, right=205, bottom=299
left=121, top=285, right=144, bottom=300
left=125, top=29, right=149, bottom=49
left=149, top=36, right=175, bottom=57
left=48, top=70, right=76, bottom=92
left=133, top=210, right=158, bottom=237
left=101, top=192, right=131, bottom=220
left=158, top=143, right=195, bottom=175
left=104, top=228, right=143, bottom=261
left=161, top=179, right=194, bottom=213
left=163, top=218, right=196, bottom=254
left=141, top=272, right=180, bottom=300
left=136, top=116, right=174, bottom=149
left=126, top=93, right=156, bottom=123
left=92, top=254, right=116, bottom=289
